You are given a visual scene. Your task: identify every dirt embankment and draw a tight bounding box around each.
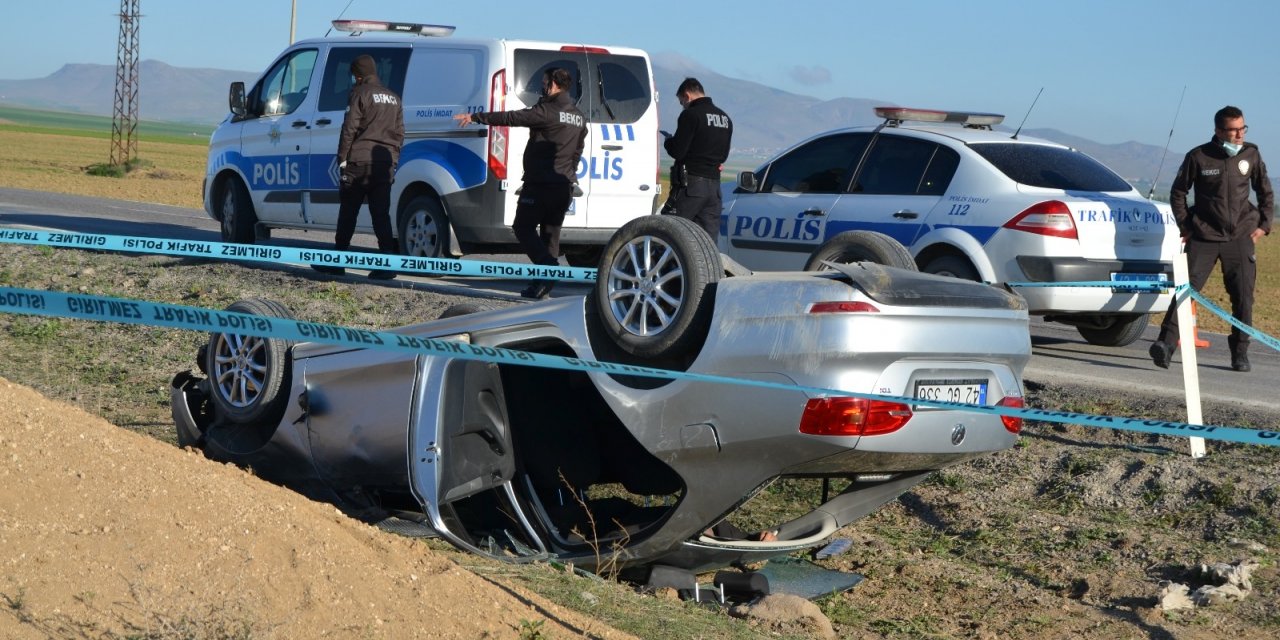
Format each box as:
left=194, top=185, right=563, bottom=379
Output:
left=0, top=376, right=633, bottom=639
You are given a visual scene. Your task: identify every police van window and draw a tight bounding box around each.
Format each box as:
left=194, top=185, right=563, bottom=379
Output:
left=317, top=47, right=411, bottom=112
left=590, top=56, right=651, bottom=124
left=970, top=143, right=1131, bottom=192
left=252, top=49, right=318, bottom=117
left=401, top=48, right=483, bottom=106
left=852, top=136, right=937, bottom=195
left=762, top=133, right=869, bottom=194
left=513, top=49, right=584, bottom=108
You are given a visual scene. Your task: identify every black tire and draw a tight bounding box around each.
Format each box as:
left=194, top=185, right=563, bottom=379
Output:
left=437, top=302, right=490, bottom=319
left=803, top=231, right=917, bottom=271
left=204, top=298, right=295, bottom=426
left=1077, top=314, right=1150, bottom=347
left=923, top=254, right=981, bottom=281
left=398, top=195, right=449, bottom=258
left=219, top=178, right=257, bottom=244
left=564, top=246, right=604, bottom=268
left=594, top=216, right=722, bottom=359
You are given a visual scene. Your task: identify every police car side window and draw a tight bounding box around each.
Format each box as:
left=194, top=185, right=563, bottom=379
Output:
left=919, top=146, right=960, bottom=196
left=318, top=48, right=411, bottom=112
left=252, top=49, right=318, bottom=117
left=852, top=136, right=937, bottom=196
left=762, top=134, right=869, bottom=194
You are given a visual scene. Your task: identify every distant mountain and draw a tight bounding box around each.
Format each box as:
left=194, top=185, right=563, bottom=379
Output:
left=5, top=57, right=1265, bottom=197
left=0, top=60, right=254, bottom=124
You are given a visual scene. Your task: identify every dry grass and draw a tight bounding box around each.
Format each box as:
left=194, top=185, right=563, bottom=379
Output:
left=0, top=130, right=204, bottom=208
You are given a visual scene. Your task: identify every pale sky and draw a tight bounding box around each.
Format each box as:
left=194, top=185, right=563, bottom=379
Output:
left=5, top=0, right=1279, bottom=157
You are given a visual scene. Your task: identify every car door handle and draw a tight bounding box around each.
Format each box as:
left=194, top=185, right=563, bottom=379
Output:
left=893, top=210, right=919, bottom=219
left=315, top=118, right=332, bottom=126
left=291, top=120, right=308, bottom=128
left=601, top=144, right=623, bottom=151
left=803, top=208, right=827, bottom=216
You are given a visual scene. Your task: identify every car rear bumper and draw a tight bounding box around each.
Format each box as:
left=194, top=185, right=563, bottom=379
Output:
left=1013, top=256, right=1173, bottom=314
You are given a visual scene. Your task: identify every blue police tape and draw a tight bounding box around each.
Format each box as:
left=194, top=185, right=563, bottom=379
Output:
left=0, top=227, right=596, bottom=283
left=1, top=285, right=1277, bottom=448
left=1185, top=288, right=1280, bottom=353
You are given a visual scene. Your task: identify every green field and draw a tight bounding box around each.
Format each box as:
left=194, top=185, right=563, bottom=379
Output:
left=0, top=103, right=213, bottom=145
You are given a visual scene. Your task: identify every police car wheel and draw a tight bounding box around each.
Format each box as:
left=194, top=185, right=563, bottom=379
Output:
left=1076, top=313, right=1150, bottom=347
left=398, top=195, right=449, bottom=258
left=219, top=178, right=257, bottom=244
left=803, top=231, right=917, bottom=272
left=204, top=298, right=296, bottom=427
left=922, top=255, right=980, bottom=281
left=594, top=216, right=721, bottom=359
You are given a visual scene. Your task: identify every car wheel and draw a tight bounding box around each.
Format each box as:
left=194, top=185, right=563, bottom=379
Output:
left=398, top=195, right=449, bottom=258
left=803, top=231, right=917, bottom=271
left=923, top=255, right=980, bottom=281
left=1077, top=314, right=1150, bottom=347
left=594, top=215, right=722, bottom=359
left=219, top=178, right=257, bottom=244
left=437, top=302, right=490, bottom=319
left=204, top=298, right=296, bottom=426
left=564, top=246, right=604, bottom=268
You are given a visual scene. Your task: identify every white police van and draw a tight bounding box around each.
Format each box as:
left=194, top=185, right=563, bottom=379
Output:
left=720, top=107, right=1182, bottom=347
left=204, top=20, right=659, bottom=265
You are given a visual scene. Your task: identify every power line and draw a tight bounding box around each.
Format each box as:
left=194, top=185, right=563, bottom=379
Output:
left=110, top=0, right=141, bottom=167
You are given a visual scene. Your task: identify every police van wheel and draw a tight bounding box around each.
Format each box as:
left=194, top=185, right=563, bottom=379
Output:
left=398, top=196, right=449, bottom=258
left=1077, top=313, right=1149, bottom=347
left=594, top=216, right=721, bottom=359
left=922, top=255, right=980, bottom=281
left=204, top=298, right=296, bottom=426
left=803, top=231, right=917, bottom=272
left=219, top=178, right=257, bottom=245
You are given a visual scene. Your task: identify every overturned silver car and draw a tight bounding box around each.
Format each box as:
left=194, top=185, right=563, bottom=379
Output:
left=171, top=216, right=1030, bottom=575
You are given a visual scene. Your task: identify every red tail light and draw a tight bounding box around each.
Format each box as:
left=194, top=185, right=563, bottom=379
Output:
left=800, top=397, right=912, bottom=437
left=808, top=301, right=880, bottom=314
left=1003, top=200, right=1077, bottom=239
left=487, top=69, right=508, bottom=180
left=560, top=45, right=610, bottom=54
left=997, top=395, right=1024, bottom=433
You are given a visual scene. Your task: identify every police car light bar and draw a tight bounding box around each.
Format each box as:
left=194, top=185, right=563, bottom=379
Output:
left=331, top=20, right=455, bottom=37
left=874, top=107, right=1004, bottom=129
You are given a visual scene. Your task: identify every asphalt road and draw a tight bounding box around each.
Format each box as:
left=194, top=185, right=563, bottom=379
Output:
left=1, top=186, right=1274, bottom=415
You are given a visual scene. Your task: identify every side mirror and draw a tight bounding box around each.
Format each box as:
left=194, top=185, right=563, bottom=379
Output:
left=229, top=82, right=247, bottom=118
left=736, top=170, right=758, bottom=193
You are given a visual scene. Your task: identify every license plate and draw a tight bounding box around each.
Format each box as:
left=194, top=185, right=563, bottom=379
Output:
left=914, top=378, right=988, bottom=407
left=1110, top=272, right=1167, bottom=293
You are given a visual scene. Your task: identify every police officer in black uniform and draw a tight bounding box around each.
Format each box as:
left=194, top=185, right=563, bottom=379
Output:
left=1149, top=105, right=1272, bottom=372
left=314, top=54, right=404, bottom=280
left=661, top=77, right=733, bottom=239
left=454, top=68, right=587, bottom=299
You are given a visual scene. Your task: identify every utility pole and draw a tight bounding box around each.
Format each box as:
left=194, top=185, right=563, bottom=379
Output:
left=290, top=0, right=297, bottom=44
left=110, top=0, right=141, bottom=167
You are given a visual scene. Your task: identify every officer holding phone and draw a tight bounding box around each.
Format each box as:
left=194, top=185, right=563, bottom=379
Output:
left=661, top=78, right=732, bottom=239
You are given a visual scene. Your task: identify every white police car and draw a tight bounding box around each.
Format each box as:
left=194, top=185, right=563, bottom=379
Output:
left=719, top=107, right=1180, bottom=346
left=204, top=20, right=659, bottom=266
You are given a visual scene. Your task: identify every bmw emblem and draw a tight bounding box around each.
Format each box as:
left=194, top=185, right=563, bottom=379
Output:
left=950, top=423, right=966, bottom=446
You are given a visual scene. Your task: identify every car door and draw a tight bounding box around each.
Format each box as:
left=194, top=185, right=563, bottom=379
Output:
left=722, top=133, right=870, bottom=271
left=306, top=45, right=412, bottom=229
left=827, top=134, right=958, bottom=248
left=238, top=48, right=319, bottom=225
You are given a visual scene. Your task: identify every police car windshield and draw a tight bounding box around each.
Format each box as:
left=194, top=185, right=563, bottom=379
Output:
left=970, top=143, right=1132, bottom=192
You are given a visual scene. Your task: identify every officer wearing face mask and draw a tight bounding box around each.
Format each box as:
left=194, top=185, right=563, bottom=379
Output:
left=1149, top=105, right=1273, bottom=372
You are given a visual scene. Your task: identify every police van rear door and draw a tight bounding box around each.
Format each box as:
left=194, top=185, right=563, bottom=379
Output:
left=510, top=45, right=658, bottom=230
